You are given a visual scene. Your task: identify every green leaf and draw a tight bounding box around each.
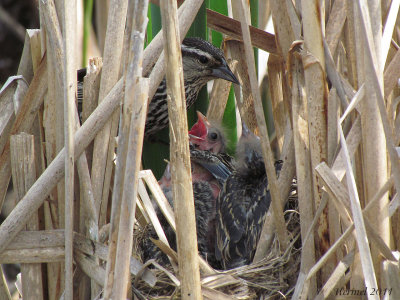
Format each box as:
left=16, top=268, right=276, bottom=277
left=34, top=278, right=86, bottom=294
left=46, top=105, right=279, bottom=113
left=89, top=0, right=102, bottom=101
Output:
left=186, top=2, right=208, bottom=128
left=82, top=0, right=94, bottom=67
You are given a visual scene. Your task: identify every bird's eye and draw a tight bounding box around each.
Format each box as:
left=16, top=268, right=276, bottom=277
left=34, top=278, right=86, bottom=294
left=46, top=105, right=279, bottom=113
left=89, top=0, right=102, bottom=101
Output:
left=199, top=55, right=209, bottom=64
left=209, top=132, right=218, bottom=140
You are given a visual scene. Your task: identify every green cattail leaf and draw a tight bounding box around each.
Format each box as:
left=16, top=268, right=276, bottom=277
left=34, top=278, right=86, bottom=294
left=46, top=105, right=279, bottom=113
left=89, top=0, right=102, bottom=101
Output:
left=186, top=2, right=208, bottom=128
left=82, top=0, right=94, bottom=67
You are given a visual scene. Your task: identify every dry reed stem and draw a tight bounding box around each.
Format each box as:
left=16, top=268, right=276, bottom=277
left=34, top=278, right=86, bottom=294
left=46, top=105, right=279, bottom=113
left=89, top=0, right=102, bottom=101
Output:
left=0, top=248, right=65, bottom=264
left=91, top=0, right=129, bottom=238
left=103, top=1, right=148, bottom=297
left=384, top=48, right=400, bottom=98
left=42, top=0, right=66, bottom=240
left=325, top=0, right=347, bottom=55
left=0, top=78, right=27, bottom=156
left=75, top=251, right=106, bottom=287
left=306, top=174, right=395, bottom=282
left=301, top=1, right=331, bottom=284
left=316, top=163, right=396, bottom=261
left=268, top=55, right=288, bottom=154
left=206, top=9, right=278, bottom=55
left=75, top=52, right=102, bottom=300
left=112, top=61, right=149, bottom=299
left=10, top=133, right=44, bottom=300
left=0, top=229, right=156, bottom=286
left=18, top=30, right=37, bottom=82
left=270, top=0, right=295, bottom=60
left=30, top=25, right=61, bottom=300
left=0, top=77, right=122, bottom=254
left=138, top=180, right=170, bottom=246
left=207, top=59, right=237, bottom=122
left=314, top=250, right=355, bottom=299
left=381, top=0, right=400, bottom=67
left=338, top=123, right=379, bottom=299
left=160, top=0, right=202, bottom=298
left=382, top=260, right=400, bottom=299
left=229, top=40, right=258, bottom=134
left=140, top=170, right=175, bottom=230
left=356, top=0, right=400, bottom=194
left=288, top=42, right=316, bottom=299
left=235, top=0, right=289, bottom=251
left=0, top=268, right=11, bottom=300
left=0, top=56, right=47, bottom=209
left=63, top=1, right=77, bottom=298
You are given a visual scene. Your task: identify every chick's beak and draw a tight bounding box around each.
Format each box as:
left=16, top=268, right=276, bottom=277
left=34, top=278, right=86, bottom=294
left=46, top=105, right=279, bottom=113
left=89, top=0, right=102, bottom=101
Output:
left=211, top=63, right=240, bottom=85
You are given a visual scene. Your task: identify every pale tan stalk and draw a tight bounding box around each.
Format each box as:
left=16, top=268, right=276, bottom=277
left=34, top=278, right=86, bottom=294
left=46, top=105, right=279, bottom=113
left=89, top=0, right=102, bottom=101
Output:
left=90, top=0, right=129, bottom=233
left=63, top=0, right=77, bottom=298
left=160, top=0, right=202, bottom=298
left=10, top=133, right=43, bottom=300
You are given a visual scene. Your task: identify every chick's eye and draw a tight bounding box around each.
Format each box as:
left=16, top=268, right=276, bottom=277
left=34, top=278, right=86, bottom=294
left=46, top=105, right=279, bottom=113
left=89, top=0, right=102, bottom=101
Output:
left=209, top=132, right=218, bottom=140
left=199, top=55, right=209, bottom=64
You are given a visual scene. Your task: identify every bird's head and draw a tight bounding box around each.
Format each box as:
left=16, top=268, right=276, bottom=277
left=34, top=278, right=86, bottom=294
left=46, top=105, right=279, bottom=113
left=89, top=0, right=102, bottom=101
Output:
left=181, top=37, right=239, bottom=85
left=189, top=111, right=227, bottom=154
left=235, top=122, right=264, bottom=175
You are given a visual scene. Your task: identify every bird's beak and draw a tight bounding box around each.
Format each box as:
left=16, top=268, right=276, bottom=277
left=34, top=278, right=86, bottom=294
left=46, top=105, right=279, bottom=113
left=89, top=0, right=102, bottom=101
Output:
left=189, top=134, right=205, bottom=141
left=212, top=64, right=240, bottom=85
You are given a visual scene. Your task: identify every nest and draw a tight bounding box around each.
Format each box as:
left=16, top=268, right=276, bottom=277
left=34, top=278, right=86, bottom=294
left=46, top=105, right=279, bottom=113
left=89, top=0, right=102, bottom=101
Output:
left=132, top=192, right=301, bottom=299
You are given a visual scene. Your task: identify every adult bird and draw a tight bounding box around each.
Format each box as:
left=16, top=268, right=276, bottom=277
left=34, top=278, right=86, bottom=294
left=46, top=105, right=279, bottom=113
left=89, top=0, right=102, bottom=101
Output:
left=77, top=37, right=239, bottom=138
left=215, top=124, right=283, bottom=269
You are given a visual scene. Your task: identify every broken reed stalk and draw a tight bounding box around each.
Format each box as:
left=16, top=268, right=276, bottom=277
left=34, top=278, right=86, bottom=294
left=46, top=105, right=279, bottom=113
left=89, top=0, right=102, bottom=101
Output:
left=338, top=123, right=379, bottom=299
left=104, top=1, right=149, bottom=298
left=63, top=0, right=77, bottom=298
left=0, top=55, right=47, bottom=209
left=160, top=0, right=202, bottom=299
left=90, top=0, right=128, bottom=232
left=289, top=42, right=316, bottom=300
left=10, top=133, right=43, bottom=300
left=234, top=0, right=288, bottom=250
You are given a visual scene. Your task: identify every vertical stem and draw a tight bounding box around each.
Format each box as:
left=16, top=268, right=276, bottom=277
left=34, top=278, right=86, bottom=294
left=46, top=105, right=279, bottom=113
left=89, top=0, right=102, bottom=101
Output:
left=63, top=0, right=77, bottom=298
left=10, top=133, right=43, bottom=300
left=91, top=0, right=128, bottom=228
left=160, top=0, right=202, bottom=299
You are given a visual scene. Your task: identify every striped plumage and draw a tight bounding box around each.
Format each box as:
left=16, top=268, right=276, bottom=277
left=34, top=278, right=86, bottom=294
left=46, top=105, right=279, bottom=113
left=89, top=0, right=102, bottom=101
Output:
left=76, top=38, right=238, bottom=137
left=144, top=38, right=238, bottom=137
left=215, top=125, right=282, bottom=269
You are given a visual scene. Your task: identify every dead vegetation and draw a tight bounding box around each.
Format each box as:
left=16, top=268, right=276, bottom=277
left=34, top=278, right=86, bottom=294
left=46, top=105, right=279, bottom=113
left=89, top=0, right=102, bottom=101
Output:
left=0, top=0, right=400, bottom=299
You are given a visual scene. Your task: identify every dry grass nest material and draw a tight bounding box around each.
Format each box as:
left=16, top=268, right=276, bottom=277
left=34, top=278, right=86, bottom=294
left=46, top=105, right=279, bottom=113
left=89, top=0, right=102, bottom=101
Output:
left=132, top=192, right=301, bottom=299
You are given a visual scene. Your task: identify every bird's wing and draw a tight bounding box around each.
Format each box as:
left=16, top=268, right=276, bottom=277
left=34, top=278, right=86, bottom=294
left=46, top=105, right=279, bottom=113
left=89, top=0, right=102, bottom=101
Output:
left=190, top=149, right=232, bottom=183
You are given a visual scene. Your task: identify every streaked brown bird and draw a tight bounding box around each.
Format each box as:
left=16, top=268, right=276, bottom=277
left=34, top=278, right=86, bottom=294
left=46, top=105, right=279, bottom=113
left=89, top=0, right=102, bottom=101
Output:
left=215, top=124, right=283, bottom=269
left=78, top=38, right=239, bottom=138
